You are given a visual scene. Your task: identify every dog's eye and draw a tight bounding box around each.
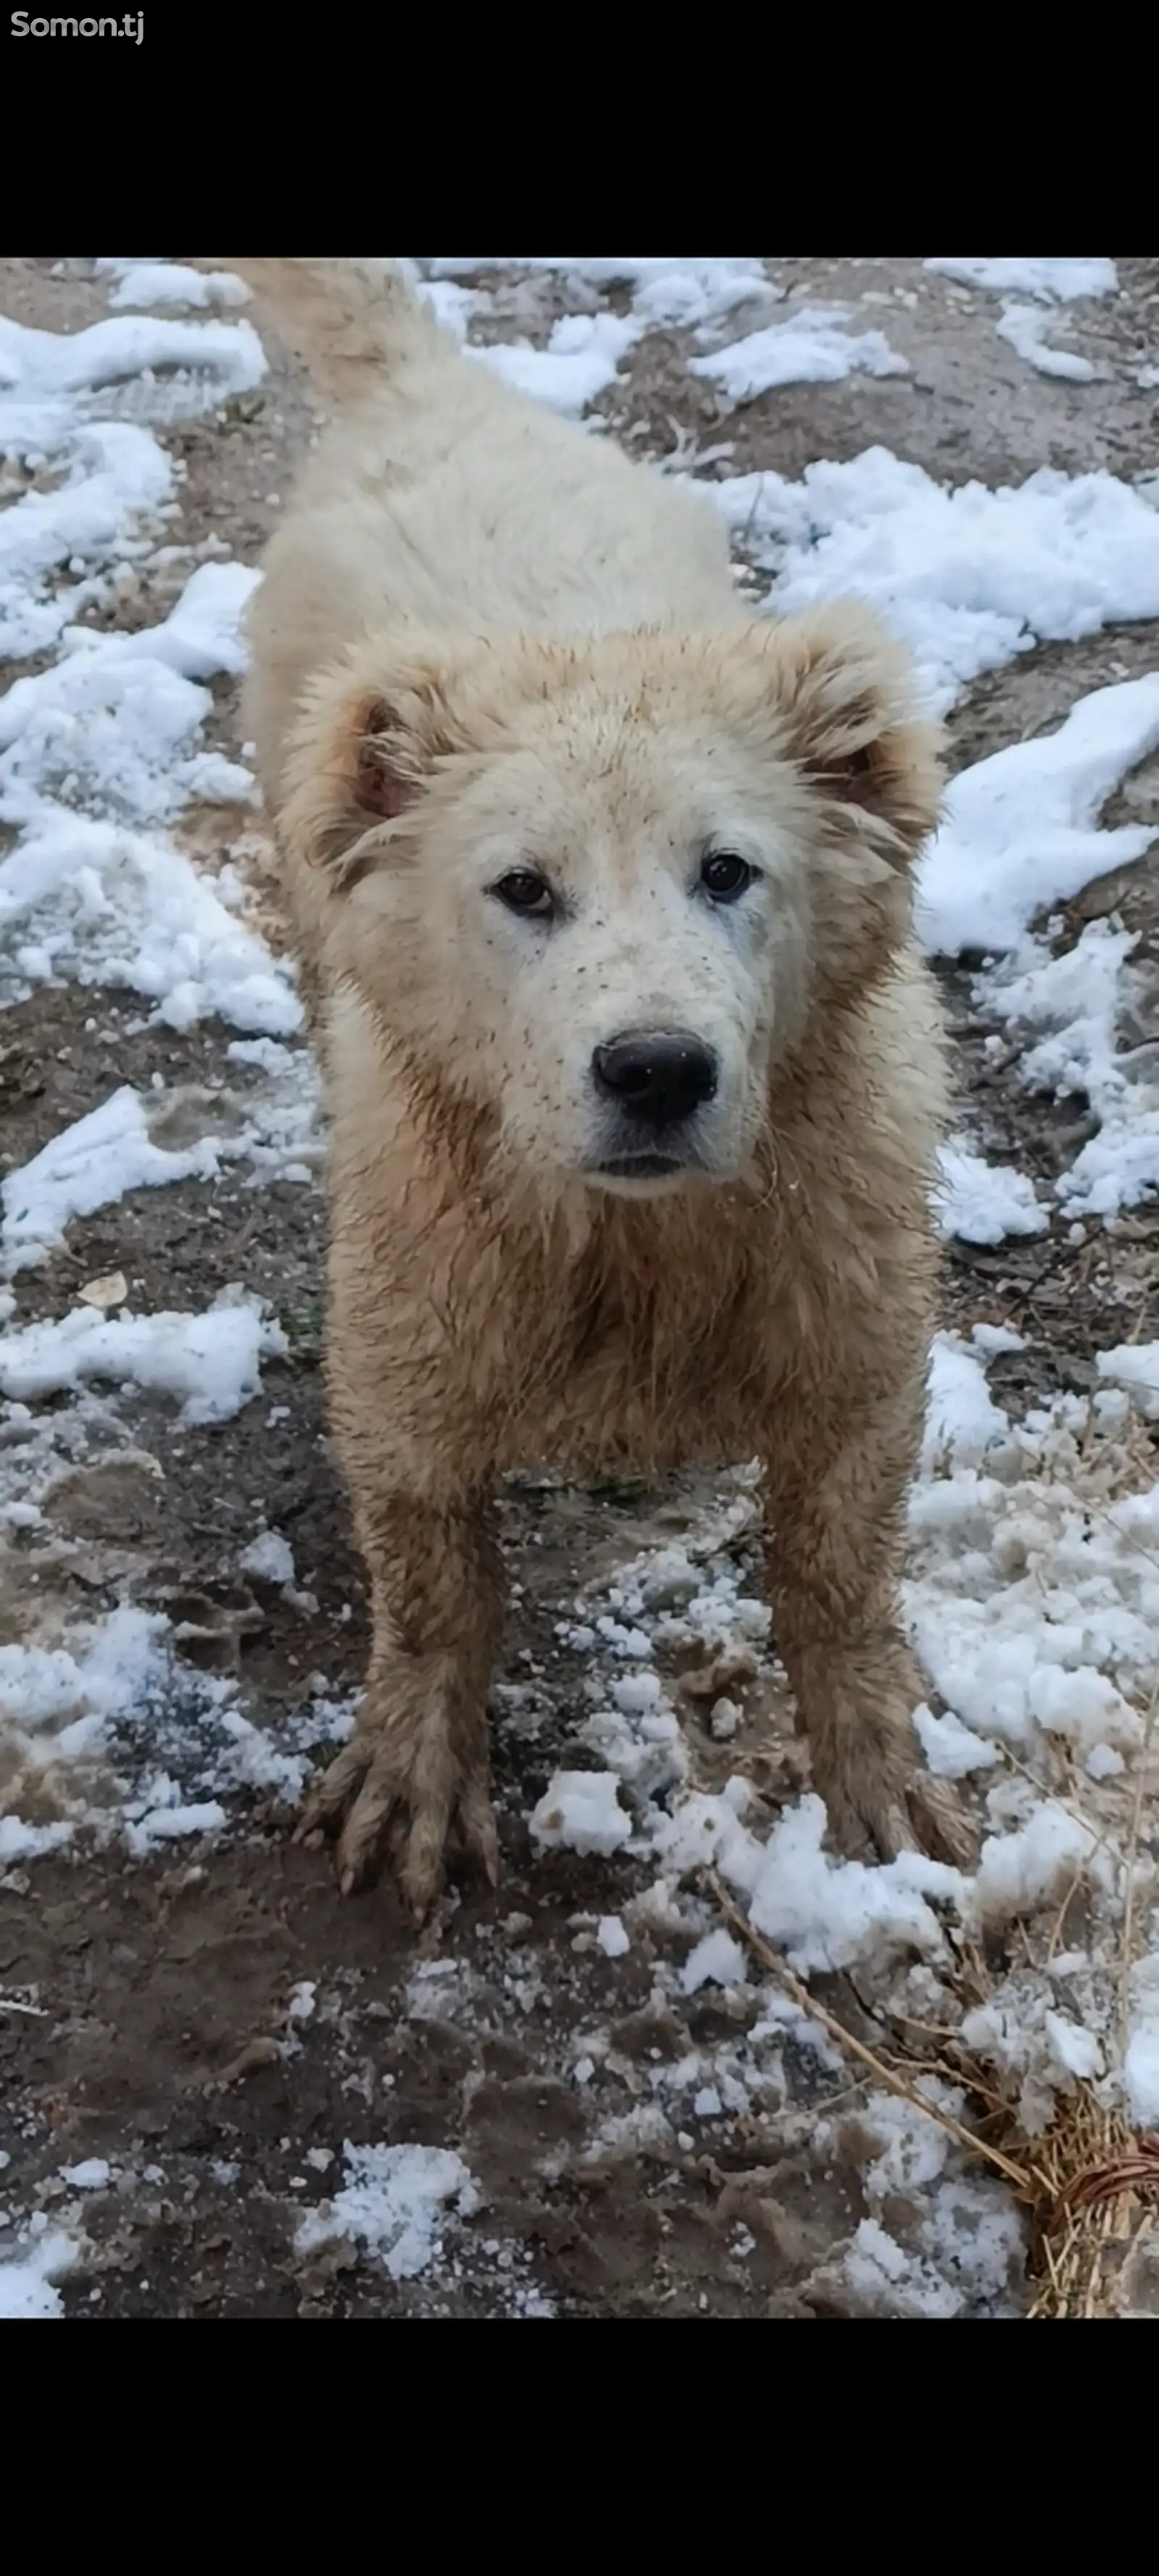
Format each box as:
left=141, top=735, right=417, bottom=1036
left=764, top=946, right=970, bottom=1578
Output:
left=700, top=850, right=753, bottom=903
left=493, top=869, right=554, bottom=918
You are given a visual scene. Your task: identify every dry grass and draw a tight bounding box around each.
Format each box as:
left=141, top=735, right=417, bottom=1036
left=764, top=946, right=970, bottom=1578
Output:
left=1025, top=2093, right=1159, bottom=2318
left=706, top=1868, right=1159, bottom=2318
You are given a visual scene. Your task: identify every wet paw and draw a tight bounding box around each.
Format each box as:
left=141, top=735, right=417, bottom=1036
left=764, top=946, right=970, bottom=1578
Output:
left=296, top=1691, right=497, bottom=1918
left=813, top=1731, right=974, bottom=1868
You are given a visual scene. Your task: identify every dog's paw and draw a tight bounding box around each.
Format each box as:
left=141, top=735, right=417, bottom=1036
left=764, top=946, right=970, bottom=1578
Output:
left=904, top=1763, right=976, bottom=1870
left=296, top=1689, right=498, bottom=1918
left=813, top=1732, right=974, bottom=1868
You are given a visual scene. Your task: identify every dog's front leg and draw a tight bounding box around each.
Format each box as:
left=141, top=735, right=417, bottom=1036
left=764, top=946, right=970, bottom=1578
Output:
left=763, top=1381, right=971, bottom=1865
left=299, top=1481, right=503, bottom=1917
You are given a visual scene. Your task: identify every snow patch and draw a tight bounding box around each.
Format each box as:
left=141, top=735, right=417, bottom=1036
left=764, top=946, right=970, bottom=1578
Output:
left=937, top=1142, right=1047, bottom=1246
left=1097, top=1343, right=1159, bottom=1421
left=0, top=809, right=299, bottom=1037
left=102, top=262, right=251, bottom=312
left=680, top=1928, right=747, bottom=1992
left=973, top=1803, right=1097, bottom=1927
left=925, top=259, right=1116, bottom=303
left=917, top=677, right=1159, bottom=956
left=59, top=2158, right=110, bottom=2190
left=0, top=2230, right=80, bottom=2320
left=530, top=1769, right=632, bottom=1857
left=0, top=421, right=173, bottom=662
left=239, top=1530, right=296, bottom=1586
left=690, top=306, right=907, bottom=399
left=744, top=1796, right=963, bottom=1975
left=296, top=2141, right=480, bottom=2278
left=2, top=1086, right=222, bottom=1274
left=472, top=311, right=637, bottom=417
left=0, top=306, right=264, bottom=404
left=712, top=451, right=1159, bottom=716
left=996, top=304, right=1095, bottom=384
left=0, top=1292, right=285, bottom=1422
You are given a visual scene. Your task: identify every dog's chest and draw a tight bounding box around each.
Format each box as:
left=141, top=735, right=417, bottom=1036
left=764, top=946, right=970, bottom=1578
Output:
left=497, top=1237, right=795, bottom=1475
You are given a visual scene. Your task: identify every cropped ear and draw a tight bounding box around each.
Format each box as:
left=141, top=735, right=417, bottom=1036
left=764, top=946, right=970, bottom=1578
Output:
left=280, top=656, right=468, bottom=883
left=767, top=601, right=944, bottom=863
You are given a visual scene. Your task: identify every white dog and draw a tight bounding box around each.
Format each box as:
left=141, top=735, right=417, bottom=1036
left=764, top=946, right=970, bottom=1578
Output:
left=244, top=261, right=966, bottom=1915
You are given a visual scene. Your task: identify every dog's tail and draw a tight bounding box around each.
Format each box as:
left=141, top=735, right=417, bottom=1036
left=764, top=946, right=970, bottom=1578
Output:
left=206, top=257, right=443, bottom=404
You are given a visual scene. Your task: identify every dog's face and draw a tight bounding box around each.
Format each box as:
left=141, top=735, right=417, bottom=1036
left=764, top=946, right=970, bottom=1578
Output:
left=283, top=609, right=941, bottom=1196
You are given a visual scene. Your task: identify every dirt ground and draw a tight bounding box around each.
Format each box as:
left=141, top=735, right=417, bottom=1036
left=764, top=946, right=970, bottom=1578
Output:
left=1, top=256, right=1157, bottom=2318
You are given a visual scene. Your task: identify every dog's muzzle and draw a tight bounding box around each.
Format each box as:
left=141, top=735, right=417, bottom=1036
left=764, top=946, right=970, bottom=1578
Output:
left=589, top=1027, right=719, bottom=1181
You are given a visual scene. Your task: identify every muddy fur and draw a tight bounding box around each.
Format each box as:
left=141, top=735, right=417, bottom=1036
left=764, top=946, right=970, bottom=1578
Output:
left=245, top=259, right=967, bottom=1914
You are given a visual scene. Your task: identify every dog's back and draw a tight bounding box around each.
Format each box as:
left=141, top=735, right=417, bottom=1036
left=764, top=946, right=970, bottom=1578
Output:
left=244, top=260, right=740, bottom=814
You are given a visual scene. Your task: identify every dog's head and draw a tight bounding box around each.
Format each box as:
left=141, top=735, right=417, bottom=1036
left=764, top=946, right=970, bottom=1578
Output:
left=281, top=607, right=941, bottom=1196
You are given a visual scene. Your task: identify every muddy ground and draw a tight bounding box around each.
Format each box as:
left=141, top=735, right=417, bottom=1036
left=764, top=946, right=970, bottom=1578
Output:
left=1, top=256, right=1157, bottom=2318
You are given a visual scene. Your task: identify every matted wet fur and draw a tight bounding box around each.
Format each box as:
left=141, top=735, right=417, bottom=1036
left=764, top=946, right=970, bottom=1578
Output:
left=244, top=259, right=968, bottom=1915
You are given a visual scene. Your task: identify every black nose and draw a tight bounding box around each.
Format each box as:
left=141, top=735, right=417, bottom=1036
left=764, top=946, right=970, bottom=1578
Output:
left=592, top=1030, right=719, bottom=1126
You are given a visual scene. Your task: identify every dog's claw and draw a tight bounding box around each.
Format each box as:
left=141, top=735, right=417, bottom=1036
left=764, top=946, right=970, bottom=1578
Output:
left=459, top=1776, right=501, bottom=1888
left=908, top=1767, right=975, bottom=1869
left=301, top=1705, right=497, bottom=1917
left=813, top=1723, right=975, bottom=1870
